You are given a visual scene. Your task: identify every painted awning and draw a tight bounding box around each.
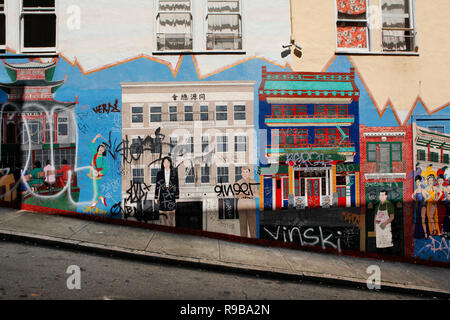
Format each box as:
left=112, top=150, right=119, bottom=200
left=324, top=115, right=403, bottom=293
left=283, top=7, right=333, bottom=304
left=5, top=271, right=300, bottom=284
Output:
left=259, top=67, right=359, bottom=104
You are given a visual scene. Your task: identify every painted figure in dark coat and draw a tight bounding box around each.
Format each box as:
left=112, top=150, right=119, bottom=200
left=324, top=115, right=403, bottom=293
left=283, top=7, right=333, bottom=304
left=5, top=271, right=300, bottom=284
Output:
left=154, top=156, right=179, bottom=227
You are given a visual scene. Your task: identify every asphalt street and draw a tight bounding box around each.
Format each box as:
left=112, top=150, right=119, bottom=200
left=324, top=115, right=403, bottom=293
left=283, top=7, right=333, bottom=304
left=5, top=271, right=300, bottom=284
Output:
left=0, top=241, right=430, bottom=300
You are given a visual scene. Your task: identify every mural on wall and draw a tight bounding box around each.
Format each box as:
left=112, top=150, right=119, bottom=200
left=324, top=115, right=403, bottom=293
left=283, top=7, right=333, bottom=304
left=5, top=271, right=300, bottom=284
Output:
left=411, top=123, right=450, bottom=262
left=0, top=52, right=449, bottom=264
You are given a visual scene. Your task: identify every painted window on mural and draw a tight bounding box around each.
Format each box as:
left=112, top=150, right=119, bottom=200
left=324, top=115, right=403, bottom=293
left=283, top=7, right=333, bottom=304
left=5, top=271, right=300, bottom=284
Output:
left=235, top=166, right=242, bottom=182
left=201, top=166, right=210, bottom=183
left=202, top=136, right=210, bottom=153
left=218, top=198, right=237, bottom=219
left=272, top=105, right=307, bottom=118
left=0, top=1, right=5, bottom=51
left=185, top=136, right=194, bottom=154
left=234, top=135, right=246, bottom=152
left=336, top=0, right=369, bottom=50
left=234, top=105, right=246, bottom=120
left=169, top=106, right=177, bottom=121
left=57, top=117, right=68, bottom=136
left=132, top=168, right=145, bottom=183
left=275, top=129, right=308, bottom=148
left=417, top=149, right=425, bottom=161
left=314, top=105, right=348, bottom=118
left=151, top=168, right=159, bottom=184
left=444, top=154, right=450, bottom=164
left=169, top=136, right=177, bottom=154
left=157, top=0, right=193, bottom=51
left=216, top=105, right=228, bottom=120
left=217, top=166, right=229, bottom=183
left=315, top=128, right=349, bottom=147
left=367, top=142, right=402, bottom=173
left=185, top=166, right=195, bottom=184
left=150, top=106, right=162, bottom=122
left=206, top=0, right=242, bottom=50
left=131, top=106, right=144, bottom=124
left=217, top=135, right=228, bottom=152
left=200, top=105, right=209, bottom=121
left=381, top=0, right=416, bottom=52
left=184, top=105, right=193, bottom=121
left=21, top=0, right=56, bottom=51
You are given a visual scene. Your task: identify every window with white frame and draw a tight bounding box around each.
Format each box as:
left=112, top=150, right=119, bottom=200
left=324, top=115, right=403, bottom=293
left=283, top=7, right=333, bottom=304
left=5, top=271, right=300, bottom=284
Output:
left=335, top=0, right=369, bottom=51
left=150, top=107, right=162, bottom=122
left=201, top=165, right=210, bottom=183
left=217, top=166, right=229, bottom=184
left=381, top=0, right=416, bottom=52
left=131, top=106, right=144, bottom=124
left=206, top=0, right=242, bottom=50
left=185, top=166, right=195, bottom=183
left=234, top=104, right=246, bottom=120
left=217, top=135, right=228, bottom=153
left=200, top=105, right=209, bottom=121
left=150, top=106, right=162, bottom=122
left=150, top=168, right=159, bottom=184
left=185, top=136, right=194, bottom=154
left=21, top=0, right=57, bottom=52
left=216, top=105, right=227, bottom=121
left=57, top=117, right=68, bottom=136
left=184, top=105, right=193, bottom=121
left=130, top=138, right=141, bottom=155
left=170, top=136, right=178, bottom=154
left=156, top=0, right=193, bottom=51
left=234, top=135, right=246, bottom=152
left=202, top=136, right=210, bottom=153
left=235, top=166, right=242, bottom=182
left=0, top=1, right=5, bottom=51
left=132, top=167, right=145, bottom=183
left=169, top=106, right=177, bottom=121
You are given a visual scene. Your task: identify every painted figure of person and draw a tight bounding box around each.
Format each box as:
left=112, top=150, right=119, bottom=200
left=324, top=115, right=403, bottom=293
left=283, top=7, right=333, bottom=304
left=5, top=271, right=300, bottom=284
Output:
left=412, top=175, right=427, bottom=239
left=435, top=174, right=446, bottom=236
left=57, top=159, right=72, bottom=187
left=444, top=184, right=450, bottom=235
left=154, top=156, right=179, bottom=227
left=374, top=189, right=395, bottom=254
left=43, top=160, right=56, bottom=194
left=29, top=160, right=44, bottom=192
left=424, top=174, right=439, bottom=237
left=88, top=134, right=108, bottom=208
left=236, top=166, right=259, bottom=238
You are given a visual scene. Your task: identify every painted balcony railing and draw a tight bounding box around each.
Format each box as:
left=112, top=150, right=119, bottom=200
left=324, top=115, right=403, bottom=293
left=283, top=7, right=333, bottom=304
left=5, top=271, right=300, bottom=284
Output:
left=266, top=141, right=355, bottom=154
left=264, top=114, right=355, bottom=127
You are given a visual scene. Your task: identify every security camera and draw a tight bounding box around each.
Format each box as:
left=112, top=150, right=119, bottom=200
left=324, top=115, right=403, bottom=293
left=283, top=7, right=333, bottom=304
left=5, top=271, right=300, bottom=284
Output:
left=280, top=39, right=303, bottom=59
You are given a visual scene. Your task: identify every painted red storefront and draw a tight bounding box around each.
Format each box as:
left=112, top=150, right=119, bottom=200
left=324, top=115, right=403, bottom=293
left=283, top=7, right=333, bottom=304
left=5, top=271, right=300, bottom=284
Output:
left=359, top=125, right=414, bottom=258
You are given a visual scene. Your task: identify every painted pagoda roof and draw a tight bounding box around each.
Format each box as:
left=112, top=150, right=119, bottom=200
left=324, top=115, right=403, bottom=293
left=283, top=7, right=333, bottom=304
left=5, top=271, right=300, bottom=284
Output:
left=4, top=61, right=57, bottom=70
left=0, top=79, right=65, bottom=94
left=259, top=67, right=359, bottom=104
left=416, top=126, right=450, bottom=150
left=2, top=59, right=58, bottom=82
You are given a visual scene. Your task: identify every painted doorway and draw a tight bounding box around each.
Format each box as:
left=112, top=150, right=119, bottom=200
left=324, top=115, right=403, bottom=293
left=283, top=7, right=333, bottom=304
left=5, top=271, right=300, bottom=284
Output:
left=337, top=186, right=347, bottom=207
left=275, top=178, right=282, bottom=210
left=307, top=178, right=321, bottom=208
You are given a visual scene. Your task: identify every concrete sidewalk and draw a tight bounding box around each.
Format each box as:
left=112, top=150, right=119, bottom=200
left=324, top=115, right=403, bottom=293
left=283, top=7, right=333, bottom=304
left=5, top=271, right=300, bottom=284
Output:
left=0, top=207, right=449, bottom=299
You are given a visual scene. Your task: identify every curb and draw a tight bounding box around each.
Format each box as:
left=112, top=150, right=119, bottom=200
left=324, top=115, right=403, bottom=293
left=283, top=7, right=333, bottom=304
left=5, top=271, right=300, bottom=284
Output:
left=1, top=229, right=449, bottom=299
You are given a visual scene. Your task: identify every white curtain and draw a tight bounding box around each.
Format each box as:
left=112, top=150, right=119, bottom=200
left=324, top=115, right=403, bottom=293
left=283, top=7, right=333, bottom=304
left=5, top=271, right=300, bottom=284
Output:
left=208, top=14, right=240, bottom=33
left=381, top=0, right=410, bottom=50
left=207, top=1, right=239, bottom=13
left=159, top=0, right=190, bottom=12
left=159, top=13, right=191, bottom=34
